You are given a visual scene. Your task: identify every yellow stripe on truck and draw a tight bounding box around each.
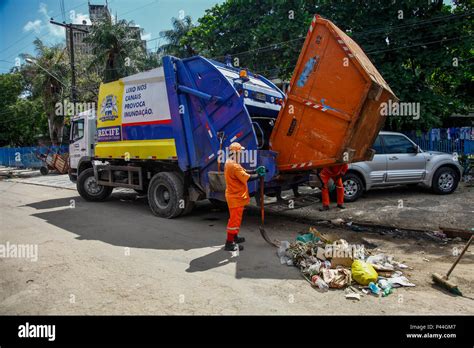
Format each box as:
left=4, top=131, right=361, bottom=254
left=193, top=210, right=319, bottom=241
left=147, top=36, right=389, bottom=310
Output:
left=95, top=139, right=177, bottom=160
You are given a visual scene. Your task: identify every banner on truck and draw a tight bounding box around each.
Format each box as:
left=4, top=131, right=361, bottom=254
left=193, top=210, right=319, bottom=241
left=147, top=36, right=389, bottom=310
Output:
left=122, top=79, right=171, bottom=126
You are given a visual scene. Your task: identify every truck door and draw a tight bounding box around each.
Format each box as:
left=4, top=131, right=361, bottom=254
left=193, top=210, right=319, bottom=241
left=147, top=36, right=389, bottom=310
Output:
left=69, top=117, right=86, bottom=170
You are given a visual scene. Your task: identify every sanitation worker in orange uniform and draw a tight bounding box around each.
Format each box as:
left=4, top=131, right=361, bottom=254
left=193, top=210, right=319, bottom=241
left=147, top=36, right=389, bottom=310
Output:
left=319, top=163, right=349, bottom=211
left=224, top=142, right=265, bottom=251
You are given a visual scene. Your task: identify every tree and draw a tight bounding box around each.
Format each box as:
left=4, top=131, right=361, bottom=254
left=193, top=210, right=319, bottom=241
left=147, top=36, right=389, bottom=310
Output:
left=158, top=16, right=197, bottom=58
left=0, top=73, right=48, bottom=147
left=85, top=18, right=147, bottom=83
left=185, top=0, right=473, bottom=130
left=20, top=38, right=70, bottom=144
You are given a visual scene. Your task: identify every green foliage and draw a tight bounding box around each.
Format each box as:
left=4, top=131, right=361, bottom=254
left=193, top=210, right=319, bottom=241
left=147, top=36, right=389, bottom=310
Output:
left=158, top=16, right=197, bottom=58
left=0, top=73, right=48, bottom=146
left=184, top=0, right=473, bottom=130
left=85, top=18, right=148, bottom=82
left=20, top=38, right=70, bottom=144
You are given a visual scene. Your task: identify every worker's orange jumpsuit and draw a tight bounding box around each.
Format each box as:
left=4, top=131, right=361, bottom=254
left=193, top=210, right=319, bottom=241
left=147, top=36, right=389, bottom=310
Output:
left=224, top=159, right=251, bottom=242
left=320, top=164, right=349, bottom=207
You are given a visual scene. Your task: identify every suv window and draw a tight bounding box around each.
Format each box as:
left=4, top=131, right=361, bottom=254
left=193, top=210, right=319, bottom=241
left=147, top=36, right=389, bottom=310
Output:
left=372, top=135, right=384, bottom=154
left=382, top=135, right=416, bottom=154
left=72, top=119, right=84, bottom=142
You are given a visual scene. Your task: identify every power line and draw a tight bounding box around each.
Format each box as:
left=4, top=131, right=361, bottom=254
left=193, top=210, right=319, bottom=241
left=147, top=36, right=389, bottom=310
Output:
left=366, top=35, right=472, bottom=55
left=352, top=10, right=473, bottom=38
left=209, top=10, right=472, bottom=62
left=117, top=0, right=160, bottom=18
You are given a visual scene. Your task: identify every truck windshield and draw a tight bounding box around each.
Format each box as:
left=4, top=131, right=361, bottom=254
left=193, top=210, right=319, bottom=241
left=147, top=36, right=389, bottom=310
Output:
left=71, top=119, right=84, bottom=142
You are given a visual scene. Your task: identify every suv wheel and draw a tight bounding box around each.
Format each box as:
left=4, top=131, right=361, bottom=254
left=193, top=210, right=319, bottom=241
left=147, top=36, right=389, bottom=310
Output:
left=342, top=173, right=364, bottom=202
left=432, top=167, right=459, bottom=194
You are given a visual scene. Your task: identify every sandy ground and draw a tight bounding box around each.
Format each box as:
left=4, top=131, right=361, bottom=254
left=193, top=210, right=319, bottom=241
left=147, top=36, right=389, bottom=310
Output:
left=0, top=180, right=472, bottom=315
left=283, top=182, right=474, bottom=231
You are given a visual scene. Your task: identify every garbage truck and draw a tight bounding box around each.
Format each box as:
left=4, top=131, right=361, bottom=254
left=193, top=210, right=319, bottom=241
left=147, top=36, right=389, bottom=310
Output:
left=69, top=15, right=397, bottom=218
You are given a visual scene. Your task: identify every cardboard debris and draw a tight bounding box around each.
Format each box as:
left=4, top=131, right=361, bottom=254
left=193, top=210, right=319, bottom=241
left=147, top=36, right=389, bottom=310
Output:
left=278, top=227, right=415, bottom=297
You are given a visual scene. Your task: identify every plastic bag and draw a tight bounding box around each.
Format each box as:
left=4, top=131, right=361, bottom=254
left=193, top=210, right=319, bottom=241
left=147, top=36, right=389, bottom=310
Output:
left=277, top=241, right=290, bottom=258
left=352, top=260, right=378, bottom=286
left=296, top=233, right=317, bottom=243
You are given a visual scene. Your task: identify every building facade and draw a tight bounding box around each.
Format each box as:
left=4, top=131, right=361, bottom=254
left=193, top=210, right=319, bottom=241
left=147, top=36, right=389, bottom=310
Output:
left=66, top=2, right=146, bottom=55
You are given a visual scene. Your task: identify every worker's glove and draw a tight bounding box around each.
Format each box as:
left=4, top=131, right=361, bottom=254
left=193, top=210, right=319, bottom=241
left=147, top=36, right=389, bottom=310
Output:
left=256, top=166, right=267, bottom=177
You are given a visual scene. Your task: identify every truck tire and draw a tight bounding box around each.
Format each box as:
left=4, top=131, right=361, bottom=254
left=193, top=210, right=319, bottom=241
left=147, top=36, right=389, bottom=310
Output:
left=148, top=172, right=184, bottom=218
left=40, top=166, right=49, bottom=175
left=77, top=168, right=113, bottom=202
left=432, top=166, right=459, bottom=195
left=342, top=172, right=364, bottom=202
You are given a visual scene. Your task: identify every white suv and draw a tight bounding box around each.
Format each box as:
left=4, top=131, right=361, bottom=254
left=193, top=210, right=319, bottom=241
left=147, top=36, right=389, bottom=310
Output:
left=342, top=131, right=463, bottom=202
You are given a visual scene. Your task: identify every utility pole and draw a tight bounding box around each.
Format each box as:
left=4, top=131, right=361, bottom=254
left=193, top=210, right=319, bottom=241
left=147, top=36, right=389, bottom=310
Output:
left=49, top=20, right=88, bottom=104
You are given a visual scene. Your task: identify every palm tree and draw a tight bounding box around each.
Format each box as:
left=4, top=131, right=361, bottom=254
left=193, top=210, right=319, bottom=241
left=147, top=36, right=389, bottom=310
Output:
left=85, top=17, right=146, bottom=82
left=21, top=38, right=69, bottom=145
left=158, top=16, right=196, bottom=58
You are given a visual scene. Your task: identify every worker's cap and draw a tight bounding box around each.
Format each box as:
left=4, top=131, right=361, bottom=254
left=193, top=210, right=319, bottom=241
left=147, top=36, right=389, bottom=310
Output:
left=229, top=142, right=245, bottom=152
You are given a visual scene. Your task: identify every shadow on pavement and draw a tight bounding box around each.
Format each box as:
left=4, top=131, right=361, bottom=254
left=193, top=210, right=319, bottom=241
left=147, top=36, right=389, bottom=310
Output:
left=23, top=192, right=301, bottom=281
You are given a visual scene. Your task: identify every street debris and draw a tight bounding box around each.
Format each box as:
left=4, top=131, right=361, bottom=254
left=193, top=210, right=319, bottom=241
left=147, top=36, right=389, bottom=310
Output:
left=277, top=227, right=416, bottom=299
left=345, top=292, right=361, bottom=301
left=352, top=260, right=378, bottom=285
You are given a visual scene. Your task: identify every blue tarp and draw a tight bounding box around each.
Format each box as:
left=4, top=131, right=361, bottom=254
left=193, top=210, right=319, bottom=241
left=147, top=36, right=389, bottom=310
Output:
left=0, top=145, right=68, bottom=168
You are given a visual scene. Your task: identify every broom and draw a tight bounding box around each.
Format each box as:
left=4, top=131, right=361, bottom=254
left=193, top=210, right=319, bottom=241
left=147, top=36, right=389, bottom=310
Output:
left=432, top=235, right=472, bottom=296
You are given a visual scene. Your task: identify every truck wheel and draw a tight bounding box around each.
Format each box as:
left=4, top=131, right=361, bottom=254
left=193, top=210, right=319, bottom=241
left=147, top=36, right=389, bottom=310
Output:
left=77, top=168, right=113, bottom=202
left=148, top=172, right=184, bottom=218
left=432, top=167, right=459, bottom=194
left=342, top=173, right=364, bottom=202
left=40, top=166, right=49, bottom=175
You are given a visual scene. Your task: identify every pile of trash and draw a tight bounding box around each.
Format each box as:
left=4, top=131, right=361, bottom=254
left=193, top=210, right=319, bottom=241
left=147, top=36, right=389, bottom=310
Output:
left=277, top=227, right=415, bottom=299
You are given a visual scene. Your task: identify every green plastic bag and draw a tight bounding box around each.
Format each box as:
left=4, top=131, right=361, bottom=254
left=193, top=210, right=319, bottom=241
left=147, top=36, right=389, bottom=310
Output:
left=351, top=260, right=378, bottom=285
left=296, top=233, right=319, bottom=243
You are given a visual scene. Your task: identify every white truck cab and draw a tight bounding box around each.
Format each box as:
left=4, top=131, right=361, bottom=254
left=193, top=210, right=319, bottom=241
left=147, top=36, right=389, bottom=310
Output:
left=69, top=109, right=97, bottom=182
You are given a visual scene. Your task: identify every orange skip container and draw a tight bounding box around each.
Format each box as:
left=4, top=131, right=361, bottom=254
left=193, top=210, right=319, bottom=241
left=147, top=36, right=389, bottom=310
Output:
left=269, top=15, right=398, bottom=172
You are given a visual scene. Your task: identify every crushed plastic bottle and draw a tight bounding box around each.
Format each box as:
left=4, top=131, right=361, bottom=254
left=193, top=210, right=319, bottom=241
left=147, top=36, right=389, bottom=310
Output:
left=382, top=285, right=393, bottom=297
left=311, top=275, right=329, bottom=292
left=368, top=282, right=381, bottom=295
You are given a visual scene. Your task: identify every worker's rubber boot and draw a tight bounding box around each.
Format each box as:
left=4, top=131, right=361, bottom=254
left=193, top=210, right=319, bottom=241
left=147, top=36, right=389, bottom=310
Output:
left=319, top=205, right=330, bottom=212
left=234, top=235, right=245, bottom=243
left=337, top=204, right=346, bottom=209
left=224, top=241, right=244, bottom=251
